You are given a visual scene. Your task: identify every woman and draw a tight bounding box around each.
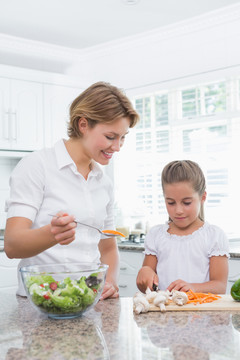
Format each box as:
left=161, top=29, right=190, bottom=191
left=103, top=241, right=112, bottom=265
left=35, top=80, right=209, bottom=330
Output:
left=4, top=81, right=139, bottom=299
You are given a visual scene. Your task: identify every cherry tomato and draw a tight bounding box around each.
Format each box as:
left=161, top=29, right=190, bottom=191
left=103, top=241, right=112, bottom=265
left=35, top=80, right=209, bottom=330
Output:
left=43, top=293, right=50, bottom=300
left=49, top=282, right=58, bottom=291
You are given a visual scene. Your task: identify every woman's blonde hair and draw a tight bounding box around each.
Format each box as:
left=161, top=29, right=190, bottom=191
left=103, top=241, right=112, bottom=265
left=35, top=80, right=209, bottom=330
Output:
left=161, top=160, right=206, bottom=221
left=68, top=81, right=139, bottom=138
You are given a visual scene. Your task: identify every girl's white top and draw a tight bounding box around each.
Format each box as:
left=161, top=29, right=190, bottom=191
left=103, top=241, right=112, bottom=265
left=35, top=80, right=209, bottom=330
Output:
left=5, top=139, right=115, bottom=296
left=143, top=222, right=230, bottom=291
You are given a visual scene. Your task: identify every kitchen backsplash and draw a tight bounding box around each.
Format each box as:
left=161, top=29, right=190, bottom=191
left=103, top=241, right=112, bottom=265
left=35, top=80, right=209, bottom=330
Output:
left=0, top=157, right=20, bottom=229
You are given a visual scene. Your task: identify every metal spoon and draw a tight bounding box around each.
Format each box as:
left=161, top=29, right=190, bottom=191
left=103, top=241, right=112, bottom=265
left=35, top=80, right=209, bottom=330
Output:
left=48, top=214, right=123, bottom=237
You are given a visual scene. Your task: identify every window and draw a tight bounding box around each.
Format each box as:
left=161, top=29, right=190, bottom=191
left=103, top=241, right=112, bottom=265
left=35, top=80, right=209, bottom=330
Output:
left=155, top=94, right=168, bottom=126
left=114, top=78, right=240, bottom=239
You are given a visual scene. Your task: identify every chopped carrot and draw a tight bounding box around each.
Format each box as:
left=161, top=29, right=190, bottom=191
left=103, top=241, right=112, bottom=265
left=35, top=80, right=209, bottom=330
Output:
left=102, top=230, right=125, bottom=237
left=186, top=289, right=221, bottom=304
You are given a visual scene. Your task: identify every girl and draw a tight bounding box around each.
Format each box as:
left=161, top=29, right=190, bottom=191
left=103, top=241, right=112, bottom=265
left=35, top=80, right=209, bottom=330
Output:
left=137, top=160, right=229, bottom=294
left=4, top=81, right=139, bottom=299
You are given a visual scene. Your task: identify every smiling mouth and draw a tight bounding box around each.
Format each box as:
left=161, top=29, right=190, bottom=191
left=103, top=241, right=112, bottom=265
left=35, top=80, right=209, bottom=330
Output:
left=102, top=151, right=113, bottom=159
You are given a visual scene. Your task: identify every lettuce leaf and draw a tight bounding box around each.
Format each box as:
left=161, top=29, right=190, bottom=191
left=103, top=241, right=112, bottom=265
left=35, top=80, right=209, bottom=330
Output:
left=26, top=275, right=55, bottom=289
left=26, top=273, right=98, bottom=314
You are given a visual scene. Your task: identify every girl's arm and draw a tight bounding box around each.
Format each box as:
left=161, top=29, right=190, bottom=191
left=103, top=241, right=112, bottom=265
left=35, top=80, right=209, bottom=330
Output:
left=98, top=237, right=119, bottom=300
left=203, top=255, right=228, bottom=293
left=136, top=254, right=158, bottom=293
left=167, top=255, right=229, bottom=294
left=4, top=213, right=76, bottom=259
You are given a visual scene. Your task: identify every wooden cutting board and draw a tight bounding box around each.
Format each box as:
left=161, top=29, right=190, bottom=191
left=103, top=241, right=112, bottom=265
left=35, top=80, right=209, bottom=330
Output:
left=149, top=295, right=240, bottom=311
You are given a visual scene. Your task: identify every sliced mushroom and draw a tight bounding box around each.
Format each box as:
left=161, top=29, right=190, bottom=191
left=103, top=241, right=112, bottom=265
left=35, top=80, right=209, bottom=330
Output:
left=171, top=290, right=188, bottom=306
left=153, top=290, right=170, bottom=312
left=133, top=292, right=150, bottom=314
left=145, top=287, right=158, bottom=303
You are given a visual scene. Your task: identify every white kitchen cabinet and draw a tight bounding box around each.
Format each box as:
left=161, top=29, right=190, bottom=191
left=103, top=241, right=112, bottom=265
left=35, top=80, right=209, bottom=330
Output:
left=0, top=251, right=20, bottom=291
left=44, top=84, right=81, bottom=146
left=227, top=258, right=240, bottom=294
left=0, top=78, right=44, bottom=150
left=0, top=78, right=10, bottom=149
left=118, top=249, right=144, bottom=297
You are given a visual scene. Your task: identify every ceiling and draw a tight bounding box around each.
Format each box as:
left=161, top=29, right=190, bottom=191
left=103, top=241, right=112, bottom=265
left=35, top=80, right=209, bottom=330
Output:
left=0, top=0, right=240, bottom=50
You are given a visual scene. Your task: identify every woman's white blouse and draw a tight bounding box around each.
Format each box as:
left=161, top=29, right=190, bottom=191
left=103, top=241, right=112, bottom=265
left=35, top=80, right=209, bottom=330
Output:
left=5, top=139, right=115, bottom=295
left=143, top=222, right=230, bottom=291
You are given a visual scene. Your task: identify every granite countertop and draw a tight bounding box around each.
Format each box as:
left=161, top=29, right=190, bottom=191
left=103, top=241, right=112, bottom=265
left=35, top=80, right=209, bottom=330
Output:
left=118, top=241, right=145, bottom=252
left=1, top=291, right=240, bottom=360
left=0, top=241, right=4, bottom=252
left=118, top=241, right=240, bottom=258
left=1, top=241, right=240, bottom=258
left=0, top=232, right=4, bottom=251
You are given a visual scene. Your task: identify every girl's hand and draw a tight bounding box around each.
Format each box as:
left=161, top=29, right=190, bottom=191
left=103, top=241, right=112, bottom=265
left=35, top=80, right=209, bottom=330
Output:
left=100, top=281, right=119, bottom=300
left=50, top=212, right=76, bottom=245
left=167, top=279, right=193, bottom=292
left=136, top=266, right=159, bottom=293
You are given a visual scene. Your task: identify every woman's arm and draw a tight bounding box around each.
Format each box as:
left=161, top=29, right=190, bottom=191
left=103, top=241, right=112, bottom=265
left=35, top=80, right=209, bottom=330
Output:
left=136, top=254, right=158, bottom=293
left=167, top=256, right=229, bottom=294
left=98, top=237, right=119, bottom=299
left=4, top=213, right=76, bottom=259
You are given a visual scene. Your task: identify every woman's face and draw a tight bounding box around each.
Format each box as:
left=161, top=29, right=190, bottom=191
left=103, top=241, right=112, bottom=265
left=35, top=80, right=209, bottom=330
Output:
left=80, top=117, right=130, bottom=165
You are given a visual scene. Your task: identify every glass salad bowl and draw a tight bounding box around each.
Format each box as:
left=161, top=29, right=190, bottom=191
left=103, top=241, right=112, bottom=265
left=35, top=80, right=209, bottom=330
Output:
left=20, top=262, right=108, bottom=319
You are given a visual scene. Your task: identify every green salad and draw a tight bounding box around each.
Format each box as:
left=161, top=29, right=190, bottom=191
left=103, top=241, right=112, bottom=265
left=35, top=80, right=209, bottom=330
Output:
left=25, top=273, right=101, bottom=314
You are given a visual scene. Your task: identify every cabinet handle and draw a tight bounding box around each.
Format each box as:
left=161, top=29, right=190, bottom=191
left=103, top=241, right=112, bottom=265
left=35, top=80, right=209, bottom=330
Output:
left=119, top=285, right=127, bottom=288
left=4, top=111, right=10, bottom=139
left=228, top=279, right=239, bottom=283
left=120, top=267, right=127, bottom=271
left=11, top=112, right=17, bottom=140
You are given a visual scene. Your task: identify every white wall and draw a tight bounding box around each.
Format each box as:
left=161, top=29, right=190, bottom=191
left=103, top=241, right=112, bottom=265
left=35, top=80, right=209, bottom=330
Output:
left=66, top=4, right=240, bottom=94
left=1, top=4, right=240, bottom=92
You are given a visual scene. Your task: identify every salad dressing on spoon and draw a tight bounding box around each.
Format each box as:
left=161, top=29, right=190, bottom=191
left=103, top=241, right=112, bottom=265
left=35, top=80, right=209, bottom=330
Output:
left=48, top=214, right=125, bottom=237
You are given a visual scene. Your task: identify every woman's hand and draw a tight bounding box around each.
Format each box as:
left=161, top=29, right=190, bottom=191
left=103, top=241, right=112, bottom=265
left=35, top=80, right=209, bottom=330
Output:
left=4, top=212, right=77, bottom=259
left=50, top=212, right=76, bottom=245
left=167, top=279, right=193, bottom=292
left=100, top=281, right=119, bottom=300
left=98, top=237, right=120, bottom=300
left=136, top=266, right=159, bottom=293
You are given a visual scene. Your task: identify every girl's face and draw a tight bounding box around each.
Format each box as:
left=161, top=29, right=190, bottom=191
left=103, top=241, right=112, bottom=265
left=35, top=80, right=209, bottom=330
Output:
left=163, top=181, right=206, bottom=230
left=80, top=116, right=130, bottom=165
